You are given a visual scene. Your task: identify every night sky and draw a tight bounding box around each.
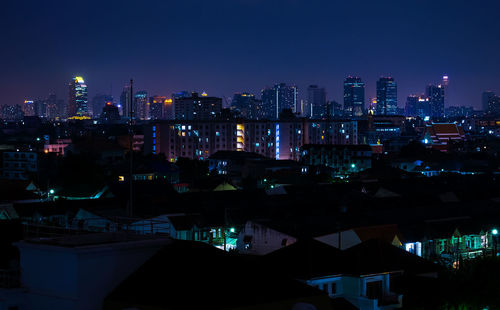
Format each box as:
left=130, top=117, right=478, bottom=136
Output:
left=1, top=0, right=500, bottom=109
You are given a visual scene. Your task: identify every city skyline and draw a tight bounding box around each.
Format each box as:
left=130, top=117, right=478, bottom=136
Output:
left=2, top=0, right=500, bottom=109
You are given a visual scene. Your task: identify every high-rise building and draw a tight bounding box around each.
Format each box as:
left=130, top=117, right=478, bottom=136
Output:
left=376, top=77, right=397, bottom=115
left=174, top=92, right=222, bottom=120
left=45, top=94, right=59, bottom=119
left=68, top=76, right=88, bottom=117
left=149, top=96, right=168, bottom=120
left=426, top=84, right=445, bottom=118
left=120, top=85, right=131, bottom=117
left=482, top=91, right=495, bottom=112
left=405, top=95, right=430, bottom=118
left=22, top=100, right=35, bottom=116
left=343, top=77, right=365, bottom=117
left=231, top=93, right=260, bottom=119
left=91, top=94, right=113, bottom=118
left=1, top=105, right=24, bottom=120
left=307, top=85, right=327, bottom=119
left=134, top=91, right=148, bottom=120
left=261, top=83, right=298, bottom=120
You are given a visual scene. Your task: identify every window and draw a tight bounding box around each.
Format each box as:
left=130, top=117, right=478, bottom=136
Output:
left=330, top=282, right=337, bottom=295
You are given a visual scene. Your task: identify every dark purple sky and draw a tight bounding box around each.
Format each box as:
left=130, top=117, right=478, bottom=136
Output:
left=1, top=0, right=499, bottom=109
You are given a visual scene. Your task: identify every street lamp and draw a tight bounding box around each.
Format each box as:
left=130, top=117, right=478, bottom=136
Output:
left=492, top=229, right=499, bottom=257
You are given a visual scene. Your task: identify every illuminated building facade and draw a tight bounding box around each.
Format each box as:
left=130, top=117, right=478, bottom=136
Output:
left=376, top=77, right=397, bottom=115
left=174, top=92, right=222, bottom=120
left=144, top=119, right=357, bottom=162
left=343, top=77, right=365, bottom=117
left=307, top=85, right=327, bottom=119
left=134, top=91, right=148, bottom=120
left=261, top=83, right=298, bottom=120
left=68, top=76, right=88, bottom=117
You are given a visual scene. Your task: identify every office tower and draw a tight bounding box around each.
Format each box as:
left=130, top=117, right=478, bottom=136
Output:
left=231, top=93, right=262, bottom=119
left=343, top=77, right=365, bottom=117
left=174, top=92, right=222, bottom=120
left=91, top=94, right=113, bottom=118
left=149, top=96, right=167, bottom=120
left=442, top=75, right=449, bottom=107
left=134, top=91, right=148, bottom=120
left=376, top=77, right=397, bottom=115
left=45, top=94, right=58, bottom=119
left=482, top=91, right=495, bottom=112
left=68, top=76, right=88, bottom=117
left=405, top=95, right=430, bottom=118
left=426, top=84, right=445, bottom=118
left=261, top=83, right=298, bottom=120
left=329, top=100, right=343, bottom=118
left=163, top=98, right=174, bottom=120
left=307, top=85, right=327, bottom=119
left=22, top=100, right=35, bottom=116
left=119, top=85, right=131, bottom=117
left=486, top=94, right=500, bottom=116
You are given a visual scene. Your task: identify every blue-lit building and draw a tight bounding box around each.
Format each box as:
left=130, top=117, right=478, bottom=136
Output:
left=68, top=76, right=88, bottom=117
left=376, top=77, right=397, bottom=115
left=261, top=83, right=298, bottom=120
left=343, top=77, right=365, bottom=117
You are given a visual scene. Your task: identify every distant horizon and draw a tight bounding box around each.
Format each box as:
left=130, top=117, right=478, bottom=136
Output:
left=2, top=0, right=500, bottom=110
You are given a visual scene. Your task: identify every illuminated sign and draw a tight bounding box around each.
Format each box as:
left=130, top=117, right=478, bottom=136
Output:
left=75, top=76, right=85, bottom=84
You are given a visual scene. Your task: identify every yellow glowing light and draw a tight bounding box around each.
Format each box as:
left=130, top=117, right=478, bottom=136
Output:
left=201, top=92, right=208, bottom=97
left=68, top=116, right=91, bottom=120
left=164, top=99, right=173, bottom=104
left=75, top=76, right=85, bottom=83
left=118, top=176, right=125, bottom=182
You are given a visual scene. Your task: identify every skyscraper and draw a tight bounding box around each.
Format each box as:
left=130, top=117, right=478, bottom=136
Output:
left=149, top=95, right=167, bottom=120
left=261, top=83, right=298, bottom=120
left=231, top=93, right=260, bottom=119
left=120, top=85, right=131, bottom=117
left=307, top=85, right=327, bottom=119
left=91, top=94, right=113, bottom=118
left=45, top=94, right=59, bottom=119
left=376, top=77, right=397, bottom=115
left=343, top=77, right=365, bottom=117
left=68, top=76, right=88, bottom=117
left=134, top=91, right=148, bottom=120
left=405, top=95, right=430, bottom=118
left=482, top=91, right=495, bottom=112
left=426, top=84, right=445, bottom=118
left=22, top=100, right=35, bottom=116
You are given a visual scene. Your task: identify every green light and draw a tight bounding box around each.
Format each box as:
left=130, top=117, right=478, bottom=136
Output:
left=49, top=189, right=55, bottom=194
left=230, top=227, right=235, bottom=233
left=493, top=229, right=498, bottom=235
left=351, top=163, right=356, bottom=168
left=36, top=137, right=40, bottom=141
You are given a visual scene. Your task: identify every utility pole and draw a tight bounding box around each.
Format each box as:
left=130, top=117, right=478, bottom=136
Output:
left=128, top=79, right=134, bottom=217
